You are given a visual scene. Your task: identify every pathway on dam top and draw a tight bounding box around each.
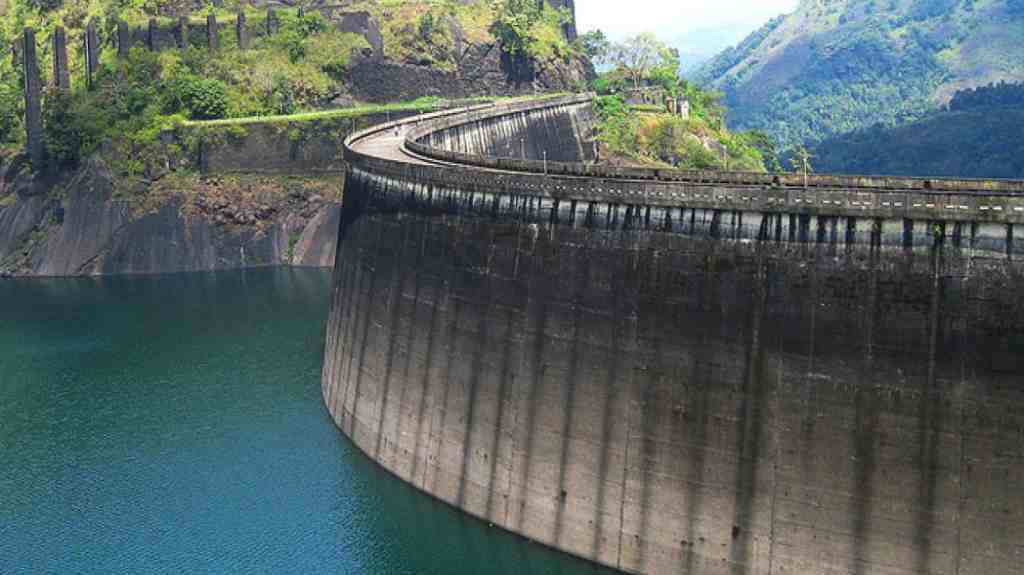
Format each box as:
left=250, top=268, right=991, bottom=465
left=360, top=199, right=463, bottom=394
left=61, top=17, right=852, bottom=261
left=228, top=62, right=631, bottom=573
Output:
left=345, top=94, right=1024, bottom=227
left=349, top=124, right=435, bottom=165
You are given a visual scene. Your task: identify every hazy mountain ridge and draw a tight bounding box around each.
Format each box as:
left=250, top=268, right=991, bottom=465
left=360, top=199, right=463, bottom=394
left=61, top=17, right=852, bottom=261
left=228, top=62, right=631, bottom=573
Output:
left=812, top=80, right=1024, bottom=178
left=694, top=0, right=1024, bottom=149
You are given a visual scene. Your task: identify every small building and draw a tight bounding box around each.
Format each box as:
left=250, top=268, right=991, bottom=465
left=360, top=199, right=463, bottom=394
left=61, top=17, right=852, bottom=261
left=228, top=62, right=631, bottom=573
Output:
left=666, top=96, right=690, bottom=119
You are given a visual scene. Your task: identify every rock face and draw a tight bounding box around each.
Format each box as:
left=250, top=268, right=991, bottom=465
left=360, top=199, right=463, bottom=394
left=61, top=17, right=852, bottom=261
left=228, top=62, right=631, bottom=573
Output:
left=338, top=11, right=384, bottom=60
left=0, top=159, right=341, bottom=277
left=349, top=44, right=591, bottom=102
left=343, top=4, right=593, bottom=104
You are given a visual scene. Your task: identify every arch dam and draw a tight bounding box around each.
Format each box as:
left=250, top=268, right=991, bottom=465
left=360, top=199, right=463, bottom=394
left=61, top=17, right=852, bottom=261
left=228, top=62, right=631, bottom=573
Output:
left=321, top=94, right=1024, bottom=575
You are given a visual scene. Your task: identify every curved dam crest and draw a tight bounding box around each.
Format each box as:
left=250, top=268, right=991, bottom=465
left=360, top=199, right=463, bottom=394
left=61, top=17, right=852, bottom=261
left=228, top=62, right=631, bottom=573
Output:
left=322, top=96, right=1024, bottom=575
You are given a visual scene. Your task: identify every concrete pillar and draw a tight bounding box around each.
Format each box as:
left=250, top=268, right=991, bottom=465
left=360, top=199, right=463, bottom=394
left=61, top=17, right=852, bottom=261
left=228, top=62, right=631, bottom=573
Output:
left=207, top=14, right=218, bottom=51
left=21, top=28, right=44, bottom=170
left=562, top=0, right=577, bottom=40
left=117, top=20, right=130, bottom=57
left=267, top=9, right=278, bottom=35
left=544, top=0, right=577, bottom=40
left=52, top=26, right=70, bottom=92
left=236, top=12, right=247, bottom=49
left=147, top=18, right=157, bottom=51
left=177, top=17, right=189, bottom=50
left=84, top=18, right=100, bottom=89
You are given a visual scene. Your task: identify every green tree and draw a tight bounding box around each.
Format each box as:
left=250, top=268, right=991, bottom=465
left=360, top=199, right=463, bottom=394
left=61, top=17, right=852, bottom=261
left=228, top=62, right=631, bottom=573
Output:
left=491, top=0, right=542, bottom=56
left=0, top=81, right=22, bottom=145
left=742, top=130, right=782, bottom=172
left=178, top=77, right=229, bottom=120
left=491, top=0, right=570, bottom=59
left=647, top=45, right=681, bottom=93
left=577, top=29, right=610, bottom=65
left=608, top=33, right=672, bottom=89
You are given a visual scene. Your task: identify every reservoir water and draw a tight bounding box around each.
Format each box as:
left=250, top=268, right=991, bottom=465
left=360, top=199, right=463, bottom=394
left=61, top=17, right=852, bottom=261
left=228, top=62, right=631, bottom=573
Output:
left=0, top=268, right=617, bottom=575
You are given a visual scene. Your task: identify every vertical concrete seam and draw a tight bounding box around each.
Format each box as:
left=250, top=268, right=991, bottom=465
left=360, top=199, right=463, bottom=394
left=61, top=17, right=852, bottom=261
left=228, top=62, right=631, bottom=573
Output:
left=953, top=252, right=968, bottom=575
left=767, top=257, right=782, bottom=575
left=614, top=249, right=639, bottom=572
left=503, top=228, right=525, bottom=525
left=394, top=219, right=428, bottom=477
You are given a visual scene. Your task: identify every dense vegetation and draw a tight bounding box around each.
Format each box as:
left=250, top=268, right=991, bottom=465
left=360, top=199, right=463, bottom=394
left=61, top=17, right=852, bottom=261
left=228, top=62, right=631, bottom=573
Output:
left=590, top=34, right=769, bottom=172
left=694, top=0, right=1024, bottom=151
left=813, top=81, right=1024, bottom=178
left=0, top=0, right=582, bottom=169
left=0, top=2, right=372, bottom=163
left=343, top=0, right=576, bottom=71
left=594, top=93, right=768, bottom=172
left=949, top=80, right=1024, bottom=111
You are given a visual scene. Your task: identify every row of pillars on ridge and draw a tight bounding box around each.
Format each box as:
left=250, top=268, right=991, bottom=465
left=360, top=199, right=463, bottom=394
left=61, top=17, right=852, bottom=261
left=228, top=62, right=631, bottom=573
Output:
left=18, top=8, right=304, bottom=169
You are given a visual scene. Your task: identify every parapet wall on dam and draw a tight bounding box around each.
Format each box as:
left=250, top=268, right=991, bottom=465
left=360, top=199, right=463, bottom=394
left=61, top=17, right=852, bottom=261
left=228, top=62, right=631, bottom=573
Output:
left=321, top=96, right=1024, bottom=575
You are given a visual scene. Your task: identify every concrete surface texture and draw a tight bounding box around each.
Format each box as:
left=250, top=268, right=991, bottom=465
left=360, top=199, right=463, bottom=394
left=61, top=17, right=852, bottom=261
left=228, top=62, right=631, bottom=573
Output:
left=321, top=96, right=1024, bottom=575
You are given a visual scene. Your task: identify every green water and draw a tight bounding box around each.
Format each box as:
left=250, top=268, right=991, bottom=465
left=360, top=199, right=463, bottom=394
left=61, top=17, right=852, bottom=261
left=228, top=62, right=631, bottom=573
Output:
left=0, top=269, right=616, bottom=575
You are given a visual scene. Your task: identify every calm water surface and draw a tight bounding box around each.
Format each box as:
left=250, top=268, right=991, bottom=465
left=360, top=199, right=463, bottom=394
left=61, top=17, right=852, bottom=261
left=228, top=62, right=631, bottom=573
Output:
left=0, top=269, right=617, bottom=575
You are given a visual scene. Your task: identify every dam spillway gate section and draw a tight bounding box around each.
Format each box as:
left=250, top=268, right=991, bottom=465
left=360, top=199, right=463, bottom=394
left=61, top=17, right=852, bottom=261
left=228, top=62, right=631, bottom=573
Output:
left=321, top=95, right=1024, bottom=575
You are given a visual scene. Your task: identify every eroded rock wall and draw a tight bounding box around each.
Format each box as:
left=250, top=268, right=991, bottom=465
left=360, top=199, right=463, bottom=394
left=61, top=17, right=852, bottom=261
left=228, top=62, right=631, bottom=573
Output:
left=0, top=158, right=341, bottom=277
left=348, top=43, right=593, bottom=103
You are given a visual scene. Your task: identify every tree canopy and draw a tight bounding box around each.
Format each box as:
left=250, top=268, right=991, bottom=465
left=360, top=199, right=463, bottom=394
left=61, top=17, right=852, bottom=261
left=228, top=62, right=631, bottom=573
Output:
left=606, top=33, right=676, bottom=90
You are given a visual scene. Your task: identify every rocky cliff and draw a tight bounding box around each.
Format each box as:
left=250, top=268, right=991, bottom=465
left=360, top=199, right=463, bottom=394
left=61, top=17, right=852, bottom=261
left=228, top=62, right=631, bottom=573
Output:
left=0, top=156, right=340, bottom=277
left=0, top=103, right=469, bottom=278
left=340, top=2, right=593, bottom=103
left=347, top=42, right=591, bottom=103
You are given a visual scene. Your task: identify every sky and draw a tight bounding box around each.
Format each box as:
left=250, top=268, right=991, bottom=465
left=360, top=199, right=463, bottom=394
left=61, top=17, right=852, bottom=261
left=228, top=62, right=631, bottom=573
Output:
left=575, top=0, right=800, bottom=61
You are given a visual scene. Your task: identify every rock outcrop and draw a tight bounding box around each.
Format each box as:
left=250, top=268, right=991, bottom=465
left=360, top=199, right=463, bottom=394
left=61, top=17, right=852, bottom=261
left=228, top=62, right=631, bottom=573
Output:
left=0, top=157, right=341, bottom=277
left=349, top=44, right=591, bottom=102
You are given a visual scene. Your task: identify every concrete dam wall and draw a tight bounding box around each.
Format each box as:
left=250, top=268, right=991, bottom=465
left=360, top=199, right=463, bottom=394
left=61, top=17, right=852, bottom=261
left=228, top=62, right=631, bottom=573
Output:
left=321, top=96, right=1024, bottom=575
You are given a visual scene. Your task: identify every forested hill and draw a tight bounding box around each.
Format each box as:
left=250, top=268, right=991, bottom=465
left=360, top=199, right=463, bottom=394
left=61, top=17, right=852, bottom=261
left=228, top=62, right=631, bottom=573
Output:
left=693, top=0, right=1024, bottom=150
left=813, top=81, right=1024, bottom=178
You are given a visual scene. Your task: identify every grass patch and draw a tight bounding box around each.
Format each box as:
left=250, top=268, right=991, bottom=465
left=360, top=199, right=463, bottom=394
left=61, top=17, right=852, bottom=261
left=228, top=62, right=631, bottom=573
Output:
left=184, top=93, right=565, bottom=128
left=183, top=96, right=494, bottom=127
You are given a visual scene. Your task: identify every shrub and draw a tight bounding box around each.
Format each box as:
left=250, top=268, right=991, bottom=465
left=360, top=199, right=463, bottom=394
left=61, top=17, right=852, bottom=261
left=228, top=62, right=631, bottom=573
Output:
left=0, top=82, right=22, bottom=145
left=42, top=89, right=95, bottom=169
left=169, top=76, right=229, bottom=120
left=492, top=0, right=570, bottom=60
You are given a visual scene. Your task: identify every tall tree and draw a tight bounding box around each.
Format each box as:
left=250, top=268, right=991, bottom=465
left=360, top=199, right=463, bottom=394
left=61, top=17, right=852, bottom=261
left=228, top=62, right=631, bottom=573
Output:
left=578, top=29, right=610, bottom=66
left=609, top=33, right=671, bottom=89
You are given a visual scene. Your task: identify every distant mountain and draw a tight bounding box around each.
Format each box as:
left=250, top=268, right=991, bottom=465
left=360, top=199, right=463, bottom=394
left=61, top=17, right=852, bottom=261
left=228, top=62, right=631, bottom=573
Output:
left=665, top=24, right=769, bottom=77
left=694, top=0, right=1024, bottom=149
left=677, top=52, right=711, bottom=76
left=813, top=81, right=1024, bottom=179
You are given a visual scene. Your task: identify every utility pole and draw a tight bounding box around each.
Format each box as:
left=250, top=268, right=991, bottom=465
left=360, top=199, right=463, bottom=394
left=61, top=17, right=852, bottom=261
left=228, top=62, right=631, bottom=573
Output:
left=794, top=145, right=813, bottom=188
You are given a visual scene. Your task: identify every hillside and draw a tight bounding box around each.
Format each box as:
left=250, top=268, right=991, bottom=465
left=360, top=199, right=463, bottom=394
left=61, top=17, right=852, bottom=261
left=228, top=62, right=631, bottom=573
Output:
left=812, top=81, right=1024, bottom=178
left=593, top=91, right=769, bottom=172
left=694, top=0, right=1024, bottom=149
left=0, top=1, right=591, bottom=277
left=0, top=0, right=591, bottom=156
